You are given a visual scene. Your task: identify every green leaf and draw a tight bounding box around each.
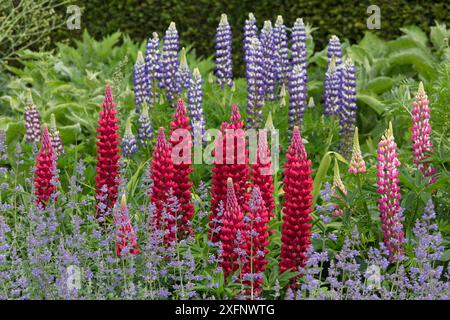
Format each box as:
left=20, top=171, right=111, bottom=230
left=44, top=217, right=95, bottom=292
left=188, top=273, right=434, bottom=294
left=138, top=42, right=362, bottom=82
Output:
left=357, top=93, right=385, bottom=115
left=312, top=151, right=332, bottom=203
left=365, top=76, right=401, bottom=94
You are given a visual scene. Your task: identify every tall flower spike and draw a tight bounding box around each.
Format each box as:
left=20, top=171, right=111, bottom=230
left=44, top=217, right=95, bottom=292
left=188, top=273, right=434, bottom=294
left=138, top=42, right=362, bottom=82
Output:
left=178, top=47, right=191, bottom=89
left=348, top=127, right=366, bottom=174
left=273, top=15, right=289, bottom=87
left=150, top=127, right=176, bottom=228
left=377, top=123, right=404, bottom=262
left=49, top=113, right=64, bottom=157
left=24, top=90, right=41, bottom=143
left=133, top=51, right=147, bottom=113
left=243, top=13, right=258, bottom=67
left=209, top=105, right=250, bottom=242
left=260, top=20, right=276, bottom=100
left=327, top=35, right=342, bottom=66
left=220, top=177, right=246, bottom=279
left=291, top=18, right=308, bottom=71
left=280, top=126, right=313, bottom=282
left=114, top=195, right=140, bottom=257
left=215, top=14, right=233, bottom=88
left=95, top=84, right=121, bottom=221
left=411, top=82, right=436, bottom=183
left=323, top=56, right=342, bottom=116
left=251, top=130, right=275, bottom=217
left=243, top=186, right=270, bottom=295
left=34, top=126, right=57, bottom=207
left=121, top=118, right=138, bottom=157
left=188, top=68, right=206, bottom=143
left=161, top=22, right=181, bottom=103
left=246, top=37, right=265, bottom=128
left=169, top=99, right=194, bottom=237
left=288, top=64, right=307, bottom=131
left=137, top=104, right=154, bottom=146
left=338, top=58, right=358, bottom=157
left=144, top=32, right=161, bottom=106
left=333, top=158, right=347, bottom=195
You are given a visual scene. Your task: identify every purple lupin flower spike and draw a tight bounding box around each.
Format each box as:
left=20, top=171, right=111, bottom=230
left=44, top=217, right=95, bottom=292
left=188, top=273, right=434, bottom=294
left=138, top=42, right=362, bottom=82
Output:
left=178, top=47, right=191, bottom=90
left=188, top=68, right=206, bottom=144
left=215, top=14, right=233, bottom=88
left=273, top=15, right=289, bottom=87
left=161, top=22, right=181, bottom=104
left=377, top=123, right=404, bottom=263
left=260, top=20, right=276, bottom=101
left=24, top=90, right=41, bottom=143
left=133, top=51, right=147, bottom=113
left=246, top=37, right=265, bottom=128
left=327, top=35, right=343, bottom=66
left=338, top=58, right=358, bottom=157
left=144, top=32, right=161, bottom=107
left=138, top=104, right=154, bottom=146
left=121, top=118, right=138, bottom=157
left=49, top=113, right=64, bottom=157
left=291, top=18, right=307, bottom=72
left=288, top=64, right=307, bottom=131
left=323, top=56, right=342, bottom=116
left=243, top=13, right=258, bottom=66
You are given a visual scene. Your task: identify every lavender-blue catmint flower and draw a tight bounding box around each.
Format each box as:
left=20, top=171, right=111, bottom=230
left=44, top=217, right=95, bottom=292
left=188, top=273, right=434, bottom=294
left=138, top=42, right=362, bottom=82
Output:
left=244, top=13, right=258, bottom=65
left=273, top=16, right=289, bottom=87
left=144, top=32, right=161, bottom=106
left=161, top=22, right=181, bottom=103
left=246, top=37, right=265, bottom=128
left=121, top=118, right=138, bottom=157
left=215, top=14, right=233, bottom=88
left=291, top=18, right=307, bottom=70
left=338, top=58, right=358, bottom=157
left=178, top=47, right=191, bottom=90
left=138, top=105, right=154, bottom=146
left=24, top=91, right=41, bottom=143
left=323, top=56, right=342, bottom=116
left=287, top=64, right=307, bottom=131
left=260, top=20, right=276, bottom=101
left=133, top=51, right=147, bottom=113
left=187, top=68, right=206, bottom=143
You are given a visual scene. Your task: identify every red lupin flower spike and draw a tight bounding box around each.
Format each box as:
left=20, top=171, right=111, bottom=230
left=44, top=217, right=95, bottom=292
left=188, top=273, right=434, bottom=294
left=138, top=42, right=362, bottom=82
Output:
left=210, top=104, right=250, bottom=242
left=95, top=84, right=121, bottom=222
left=150, top=127, right=176, bottom=228
left=220, top=177, right=246, bottom=279
left=114, top=195, right=140, bottom=257
left=279, top=126, right=313, bottom=283
left=169, top=99, right=194, bottom=237
left=34, top=125, right=57, bottom=207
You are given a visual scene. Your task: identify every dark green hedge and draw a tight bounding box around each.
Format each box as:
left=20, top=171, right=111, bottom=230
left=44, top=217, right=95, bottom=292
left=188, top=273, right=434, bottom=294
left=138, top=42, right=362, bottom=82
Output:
left=66, top=0, right=449, bottom=75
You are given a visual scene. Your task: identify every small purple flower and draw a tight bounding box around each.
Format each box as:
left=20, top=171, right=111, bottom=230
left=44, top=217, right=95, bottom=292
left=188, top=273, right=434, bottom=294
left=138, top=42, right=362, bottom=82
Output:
left=291, top=18, right=307, bottom=70
left=215, top=14, right=233, bottom=88
left=178, top=47, right=191, bottom=90
left=49, top=113, right=64, bottom=156
left=243, top=13, right=258, bottom=65
left=327, top=35, right=343, bottom=66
